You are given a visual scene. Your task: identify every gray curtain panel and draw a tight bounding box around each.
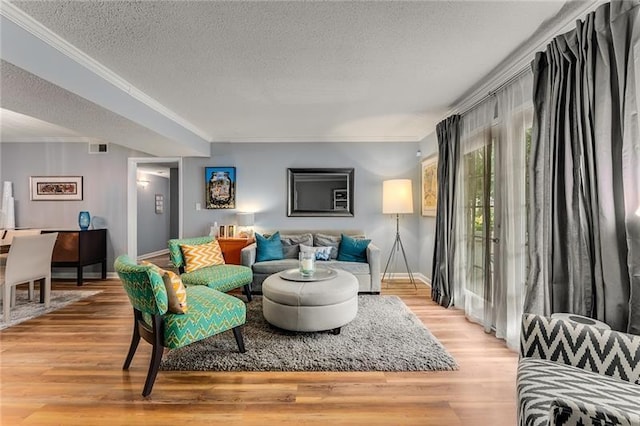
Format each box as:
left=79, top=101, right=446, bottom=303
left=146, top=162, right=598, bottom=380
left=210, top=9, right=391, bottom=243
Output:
left=431, top=115, right=461, bottom=307
left=525, top=1, right=640, bottom=333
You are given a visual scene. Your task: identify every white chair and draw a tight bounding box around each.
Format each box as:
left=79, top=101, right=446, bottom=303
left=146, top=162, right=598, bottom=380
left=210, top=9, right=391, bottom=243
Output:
left=0, top=229, right=43, bottom=267
left=1, top=233, right=58, bottom=323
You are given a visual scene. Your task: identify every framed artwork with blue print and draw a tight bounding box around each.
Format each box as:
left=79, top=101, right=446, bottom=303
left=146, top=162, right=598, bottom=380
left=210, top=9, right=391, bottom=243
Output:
left=205, top=167, right=236, bottom=209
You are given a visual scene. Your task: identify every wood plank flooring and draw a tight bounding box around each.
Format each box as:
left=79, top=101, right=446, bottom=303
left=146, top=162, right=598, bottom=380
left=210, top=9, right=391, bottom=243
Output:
left=0, top=278, right=518, bottom=425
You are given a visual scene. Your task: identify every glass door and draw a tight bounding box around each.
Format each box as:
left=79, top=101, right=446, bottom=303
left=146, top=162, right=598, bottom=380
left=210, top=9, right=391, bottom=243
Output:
left=463, top=141, right=495, bottom=319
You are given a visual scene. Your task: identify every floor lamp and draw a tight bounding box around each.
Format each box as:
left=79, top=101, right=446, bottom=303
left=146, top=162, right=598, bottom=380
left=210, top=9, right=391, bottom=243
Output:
left=382, top=179, right=416, bottom=288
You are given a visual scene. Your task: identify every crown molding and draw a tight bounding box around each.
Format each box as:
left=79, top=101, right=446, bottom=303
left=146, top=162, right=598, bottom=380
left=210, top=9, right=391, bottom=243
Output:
left=0, top=136, right=101, bottom=143
left=449, top=0, right=605, bottom=116
left=0, top=0, right=211, bottom=142
left=218, top=135, right=421, bottom=143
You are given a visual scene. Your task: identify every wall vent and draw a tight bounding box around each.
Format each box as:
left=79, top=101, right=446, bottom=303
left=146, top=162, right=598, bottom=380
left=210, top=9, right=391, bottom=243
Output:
left=88, top=143, right=108, bottom=154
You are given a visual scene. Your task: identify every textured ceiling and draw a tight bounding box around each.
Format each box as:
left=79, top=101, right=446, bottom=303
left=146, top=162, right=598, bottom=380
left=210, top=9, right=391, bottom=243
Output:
left=2, top=0, right=570, bottom=152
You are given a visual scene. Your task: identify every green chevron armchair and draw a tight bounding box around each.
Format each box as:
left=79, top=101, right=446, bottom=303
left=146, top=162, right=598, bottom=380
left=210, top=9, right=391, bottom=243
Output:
left=115, top=255, right=247, bottom=397
left=168, top=236, right=253, bottom=302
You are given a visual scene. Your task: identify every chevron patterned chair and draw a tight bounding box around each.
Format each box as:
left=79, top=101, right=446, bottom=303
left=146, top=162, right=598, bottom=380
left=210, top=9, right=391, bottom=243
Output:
left=168, top=236, right=253, bottom=302
left=517, top=314, right=640, bottom=426
left=115, top=255, right=247, bottom=397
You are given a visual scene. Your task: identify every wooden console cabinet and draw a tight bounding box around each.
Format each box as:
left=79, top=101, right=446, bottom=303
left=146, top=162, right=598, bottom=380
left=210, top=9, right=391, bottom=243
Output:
left=217, top=237, right=253, bottom=265
left=42, top=229, right=107, bottom=286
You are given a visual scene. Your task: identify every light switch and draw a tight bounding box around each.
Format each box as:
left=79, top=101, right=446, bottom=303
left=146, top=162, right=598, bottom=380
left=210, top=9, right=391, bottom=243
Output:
left=195, top=202, right=201, bottom=211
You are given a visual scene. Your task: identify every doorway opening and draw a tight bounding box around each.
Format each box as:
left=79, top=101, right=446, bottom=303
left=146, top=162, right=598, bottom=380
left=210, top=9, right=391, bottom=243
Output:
left=127, top=157, right=183, bottom=260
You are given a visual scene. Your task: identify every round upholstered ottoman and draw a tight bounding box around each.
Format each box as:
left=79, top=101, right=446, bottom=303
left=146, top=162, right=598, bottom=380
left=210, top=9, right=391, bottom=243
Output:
left=262, top=269, right=358, bottom=334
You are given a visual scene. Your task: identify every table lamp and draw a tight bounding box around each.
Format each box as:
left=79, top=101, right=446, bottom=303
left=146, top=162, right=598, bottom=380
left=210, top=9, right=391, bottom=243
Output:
left=237, top=212, right=255, bottom=238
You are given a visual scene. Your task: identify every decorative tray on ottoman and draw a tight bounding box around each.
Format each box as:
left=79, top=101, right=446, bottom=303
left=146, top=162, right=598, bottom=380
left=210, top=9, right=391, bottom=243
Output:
left=279, top=268, right=337, bottom=282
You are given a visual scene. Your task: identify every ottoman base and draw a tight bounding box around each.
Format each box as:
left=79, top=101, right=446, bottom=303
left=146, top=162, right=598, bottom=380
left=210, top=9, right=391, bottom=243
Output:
left=263, top=294, right=358, bottom=332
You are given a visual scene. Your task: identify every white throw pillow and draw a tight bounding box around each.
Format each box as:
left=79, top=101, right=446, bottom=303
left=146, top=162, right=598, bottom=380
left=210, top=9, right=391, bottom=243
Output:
left=300, top=244, right=332, bottom=261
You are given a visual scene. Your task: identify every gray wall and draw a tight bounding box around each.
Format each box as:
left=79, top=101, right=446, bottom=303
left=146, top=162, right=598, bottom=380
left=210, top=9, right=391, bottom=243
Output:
left=136, top=173, right=170, bottom=255
left=182, top=142, right=423, bottom=274
left=169, top=167, right=179, bottom=239
left=0, top=140, right=436, bottom=278
left=0, top=141, right=148, bottom=274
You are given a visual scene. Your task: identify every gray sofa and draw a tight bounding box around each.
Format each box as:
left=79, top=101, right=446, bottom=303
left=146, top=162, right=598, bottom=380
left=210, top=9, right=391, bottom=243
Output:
left=240, top=230, right=381, bottom=294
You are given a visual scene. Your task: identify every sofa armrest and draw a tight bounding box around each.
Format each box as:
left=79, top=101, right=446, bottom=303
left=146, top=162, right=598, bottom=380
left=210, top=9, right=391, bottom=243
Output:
left=367, top=243, right=381, bottom=292
left=520, top=314, right=640, bottom=384
left=549, top=398, right=640, bottom=426
left=241, top=243, right=257, bottom=268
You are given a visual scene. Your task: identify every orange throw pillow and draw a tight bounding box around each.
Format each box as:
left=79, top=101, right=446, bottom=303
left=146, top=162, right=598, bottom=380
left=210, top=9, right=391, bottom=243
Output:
left=161, top=271, right=188, bottom=314
left=180, top=240, right=225, bottom=273
left=140, top=261, right=188, bottom=314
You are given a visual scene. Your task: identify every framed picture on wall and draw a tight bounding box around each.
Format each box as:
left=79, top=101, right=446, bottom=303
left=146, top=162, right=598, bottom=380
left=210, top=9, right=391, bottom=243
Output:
left=421, top=155, right=438, bottom=216
left=205, top=167, right=236, bottom=209
left=155, top=194, right=164, bottom=214
left=30, top=176, right=83, bottom=201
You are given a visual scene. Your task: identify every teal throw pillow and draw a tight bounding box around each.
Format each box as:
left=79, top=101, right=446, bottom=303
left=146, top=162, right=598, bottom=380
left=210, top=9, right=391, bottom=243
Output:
left=337, top=234, right=370, bottom=263
left=255, top=231, right=284, bottom=262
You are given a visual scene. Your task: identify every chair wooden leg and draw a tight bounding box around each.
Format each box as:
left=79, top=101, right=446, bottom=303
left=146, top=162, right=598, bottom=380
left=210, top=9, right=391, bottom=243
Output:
left=43, top=276, right=51, bottom=308
left=243, top=284, right=252, bottom=302
left=142, top=340, right=163, bottom=397
left=233, top=326, right=246, bottom=353
left=28, top=281, right=34, bottom=302
left=3, top=283, right=10, bottom=323
left=123, top=309, right=141, bottom=370
left=142, top=315, right=164, bottom=397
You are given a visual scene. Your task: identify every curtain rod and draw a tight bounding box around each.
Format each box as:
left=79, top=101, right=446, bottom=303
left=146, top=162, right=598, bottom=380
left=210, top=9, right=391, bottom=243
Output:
left=456, top=64, right=532, bottom=117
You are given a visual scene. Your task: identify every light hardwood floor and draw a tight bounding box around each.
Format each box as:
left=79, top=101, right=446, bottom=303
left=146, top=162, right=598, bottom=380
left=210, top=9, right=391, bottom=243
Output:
left=0, top=277, right=518, bottom=425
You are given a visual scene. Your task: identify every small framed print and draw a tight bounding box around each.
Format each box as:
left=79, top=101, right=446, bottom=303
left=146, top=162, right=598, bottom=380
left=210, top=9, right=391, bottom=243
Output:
left=218, top=225, right=226, bottom=238
left=155, top=194, right=164, bottom=214
left=226, top=225, right=236, bottom=238
left=30, top=176, right=83, bottom=201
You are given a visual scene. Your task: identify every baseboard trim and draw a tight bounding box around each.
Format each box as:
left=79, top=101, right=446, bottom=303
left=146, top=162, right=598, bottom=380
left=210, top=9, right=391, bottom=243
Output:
left=52, top=271, right=119, bottom=280
left=382, top=272, right=431, bottom=286
left=137, top=249, right=170, bottom=260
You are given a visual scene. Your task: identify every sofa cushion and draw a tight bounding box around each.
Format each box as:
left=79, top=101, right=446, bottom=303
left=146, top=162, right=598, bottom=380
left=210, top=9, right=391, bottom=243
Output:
left=328, top=260, right=370, bottom=275
left=256, top=231, right=284, bottom=262
left=252, top=259, right=370, bottom=276
left=517, top=358, right=640, bottom=426
left=337, top=234, right=370, bottom=262
left=252, top=259, right=299, bottom=275
left=180, top=240, right=225, bottom=272
left=280, top=233, right=313, bottom=259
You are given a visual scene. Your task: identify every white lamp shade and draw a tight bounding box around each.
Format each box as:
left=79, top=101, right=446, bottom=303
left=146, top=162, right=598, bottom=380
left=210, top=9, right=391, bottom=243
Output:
left=382, top=179, right=414, bottom=214
left=237, top=212, right=255, bottom=226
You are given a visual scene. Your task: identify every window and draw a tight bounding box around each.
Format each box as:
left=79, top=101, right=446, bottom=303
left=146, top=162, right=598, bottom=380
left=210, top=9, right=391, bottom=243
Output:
left=463, top=143, right=494, bottom=299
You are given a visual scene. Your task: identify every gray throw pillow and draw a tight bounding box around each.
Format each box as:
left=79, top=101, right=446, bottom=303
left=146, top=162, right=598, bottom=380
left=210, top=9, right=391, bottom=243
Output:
left=280, top=233, right=313, bottom=259
left=313, top=233, right=341, bottom=259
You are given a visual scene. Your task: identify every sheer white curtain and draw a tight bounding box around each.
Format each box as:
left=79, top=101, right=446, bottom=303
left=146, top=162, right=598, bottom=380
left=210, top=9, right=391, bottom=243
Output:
left=453, top=71, right=533, bottom=350
left=453, top=101, right=493, bottom=326
left=493, top=73, right=532, bottom=348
